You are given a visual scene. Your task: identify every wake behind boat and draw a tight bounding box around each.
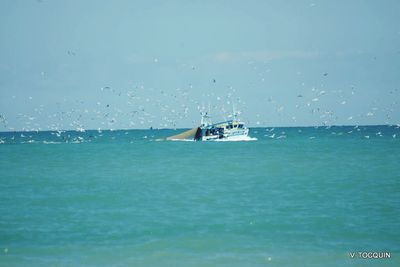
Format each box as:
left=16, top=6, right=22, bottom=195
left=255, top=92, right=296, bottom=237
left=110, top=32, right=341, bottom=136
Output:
left=167, top=112, right=256, bottom=141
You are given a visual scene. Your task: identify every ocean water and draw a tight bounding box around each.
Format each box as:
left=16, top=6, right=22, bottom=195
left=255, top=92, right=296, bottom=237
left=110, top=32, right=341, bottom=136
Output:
left=0, top=126, right=399, bottom=267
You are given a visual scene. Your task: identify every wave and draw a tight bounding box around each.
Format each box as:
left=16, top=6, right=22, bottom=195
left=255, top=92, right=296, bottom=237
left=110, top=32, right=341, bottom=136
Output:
left=43, top=141, right=63, bottom=144
left=212, top=136, right=258, bottom=142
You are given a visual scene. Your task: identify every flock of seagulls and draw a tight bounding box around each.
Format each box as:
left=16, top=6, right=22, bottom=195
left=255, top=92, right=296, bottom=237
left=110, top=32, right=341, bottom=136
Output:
left=244, top=60, right=399, bottom=130
left=0, top=58, right=399, bottom=143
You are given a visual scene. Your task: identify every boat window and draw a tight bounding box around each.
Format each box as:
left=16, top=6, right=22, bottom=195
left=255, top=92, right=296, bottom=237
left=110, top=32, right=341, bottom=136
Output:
left=238, top=124, right=243, bottom=128
left=234, top=124, right=237, bottom=128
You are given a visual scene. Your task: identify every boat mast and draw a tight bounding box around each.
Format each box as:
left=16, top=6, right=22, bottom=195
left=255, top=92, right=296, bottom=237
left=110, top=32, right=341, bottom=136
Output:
left=232, top=103, right=239, bottom=122
left=200, top=112, right=211, bottom=127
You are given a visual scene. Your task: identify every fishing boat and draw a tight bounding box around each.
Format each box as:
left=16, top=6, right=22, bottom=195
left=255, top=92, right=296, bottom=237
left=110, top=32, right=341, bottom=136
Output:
left=166, top=112, right=253, bottom=141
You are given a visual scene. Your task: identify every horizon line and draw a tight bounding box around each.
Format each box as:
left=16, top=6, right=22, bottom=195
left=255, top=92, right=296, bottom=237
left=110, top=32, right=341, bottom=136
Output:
left=0, top=124, right=397, bottom=134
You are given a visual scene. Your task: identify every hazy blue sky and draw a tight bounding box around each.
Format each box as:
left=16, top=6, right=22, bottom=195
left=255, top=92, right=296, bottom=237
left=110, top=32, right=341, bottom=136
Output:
left=0, top=0, right=399, bottom=131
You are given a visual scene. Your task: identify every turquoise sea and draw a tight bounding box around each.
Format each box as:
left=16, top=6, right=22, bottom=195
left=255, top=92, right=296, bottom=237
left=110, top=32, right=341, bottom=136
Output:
left=0, top=126, right=399, bottom=267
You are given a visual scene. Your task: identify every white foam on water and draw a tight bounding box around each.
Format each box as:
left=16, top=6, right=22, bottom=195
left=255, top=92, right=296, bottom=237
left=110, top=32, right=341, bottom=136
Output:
left=70, top=140, right=84, bottom=144
left=165, top=136, right=257, bottom=142
left=212, top=136, right=257, bottom=142
left=169, top=139, right=195, bottom=142
left=43, top=141, right=62, bottom=144
left=21, top=140, right=37, bottom=144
